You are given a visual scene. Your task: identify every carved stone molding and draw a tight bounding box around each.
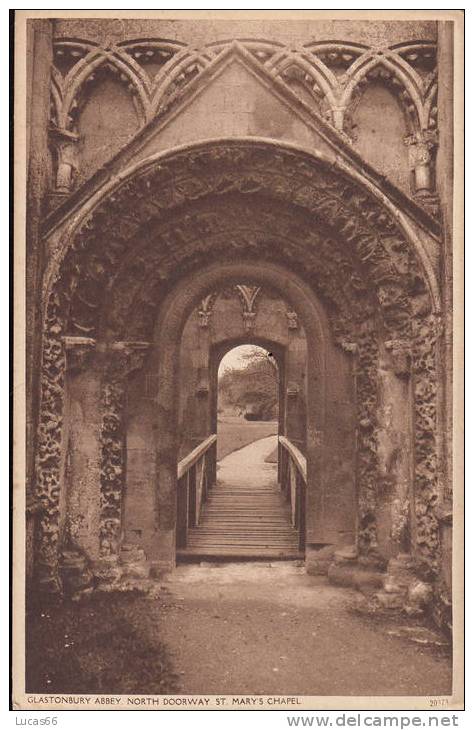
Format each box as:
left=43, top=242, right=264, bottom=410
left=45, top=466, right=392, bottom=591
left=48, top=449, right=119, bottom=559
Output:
left=384, top=339, right=412, bottom=378
left=354, top=324, right=379, bottom=552
left=63, top=335, right=96, bottom=374
left=35, top=140, right=440, bottom=585
left=286, top=311, right=299, bottom=330
left=412, top=315, right=442, bottom=572
left=50, top=37, right=438, bottom=200
left=405, top=129, right=438, bottom=193
left=49, top=126, right=80, bottom=194
left=99, top=341, right=151, bottom=558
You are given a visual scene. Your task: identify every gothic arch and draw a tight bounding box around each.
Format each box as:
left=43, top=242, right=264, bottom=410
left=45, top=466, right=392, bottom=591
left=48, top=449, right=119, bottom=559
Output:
left=36, top=138, right=442, bottom=587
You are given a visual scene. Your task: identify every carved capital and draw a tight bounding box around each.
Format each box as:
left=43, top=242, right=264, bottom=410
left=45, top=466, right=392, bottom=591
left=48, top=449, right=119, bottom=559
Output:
left=286, top=382, right=300, bottom=398
left=195, top=375, right=210, bottom=397
left=242, top=311, right=256, bottom=331
left=197, top=292, right=218, bottom=328
left=63, top=336, right=96, bottom=374
left=405, top=130, right=438, bottom=192
left=385, top=339, right=412, bottom=377
left=107, top=341, right=151, bottom=380
left=341, top=340, right=358, bottom=354
left=286, top=311, right=299, bottom=330
left=50, top=126, right=80, bottom=193
left=198, top=309, right=211, bottom=327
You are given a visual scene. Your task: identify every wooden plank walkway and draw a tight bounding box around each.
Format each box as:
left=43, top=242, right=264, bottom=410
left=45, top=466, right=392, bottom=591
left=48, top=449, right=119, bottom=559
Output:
left=178, top=436, right=302, bottom=560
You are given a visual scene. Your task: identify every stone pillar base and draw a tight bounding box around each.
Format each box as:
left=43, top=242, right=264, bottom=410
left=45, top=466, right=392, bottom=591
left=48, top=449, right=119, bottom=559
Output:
left=305, top=544, right=336, bottom=575
left=351, top=553, right=434, bottom=616
left=327, top=546, right=386, bottom=592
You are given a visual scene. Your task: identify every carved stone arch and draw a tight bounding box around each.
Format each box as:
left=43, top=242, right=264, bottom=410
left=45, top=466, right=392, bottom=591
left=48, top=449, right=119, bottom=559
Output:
left=97, top=198, right=370, bottom=345
left=51, top=143, right=439, bottom=341
left=36, top=138, right=442, bottom=585
left=62, top=50, right=150, bottom=132
left=341, top=53, right=425, bottom=140
left=148, top=48, right=213, bottom=115
left=267, top=49, right=340, bottom=120
left=150, top=260, right=330, bottom=558
left=46, top=140, right=440, bottom=310
left=118, top=38, right=186, bottom=91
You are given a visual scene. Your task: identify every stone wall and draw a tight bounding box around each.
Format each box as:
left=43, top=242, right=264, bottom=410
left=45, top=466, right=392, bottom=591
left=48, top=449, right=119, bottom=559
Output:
left=25, top=17, right=454, bottom=632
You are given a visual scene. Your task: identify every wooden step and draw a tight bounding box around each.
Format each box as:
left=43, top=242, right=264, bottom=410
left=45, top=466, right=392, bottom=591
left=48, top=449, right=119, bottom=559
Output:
left=179, top=471, right=299, bottom=560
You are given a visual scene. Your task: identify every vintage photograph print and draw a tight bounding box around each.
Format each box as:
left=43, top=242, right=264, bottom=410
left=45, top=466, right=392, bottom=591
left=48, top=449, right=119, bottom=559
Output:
left=12, top=10, right=463, bottom=711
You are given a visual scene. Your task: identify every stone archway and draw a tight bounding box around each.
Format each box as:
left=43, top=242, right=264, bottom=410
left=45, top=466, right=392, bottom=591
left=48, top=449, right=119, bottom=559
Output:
left=142, top=260, right=332, bottom=571
left=35, top=138, right=441, bottom=590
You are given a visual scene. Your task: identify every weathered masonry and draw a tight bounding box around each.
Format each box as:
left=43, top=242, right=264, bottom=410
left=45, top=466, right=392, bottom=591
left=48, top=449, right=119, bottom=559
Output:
left=25, top=16, right=454, bottom=631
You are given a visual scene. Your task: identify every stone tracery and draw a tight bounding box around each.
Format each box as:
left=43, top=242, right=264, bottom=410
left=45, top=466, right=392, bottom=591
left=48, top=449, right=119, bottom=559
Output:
left=48, top=37, right=439, bottom=205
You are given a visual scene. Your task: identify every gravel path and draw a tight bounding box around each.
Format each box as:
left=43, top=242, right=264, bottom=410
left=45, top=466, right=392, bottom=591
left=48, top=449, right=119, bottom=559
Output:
left=159, top=561, right=451, bottom=696
left=216, top=434, right=278, bottom=488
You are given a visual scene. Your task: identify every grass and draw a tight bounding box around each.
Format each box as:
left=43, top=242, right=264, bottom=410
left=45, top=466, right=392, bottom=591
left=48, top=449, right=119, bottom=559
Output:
left=216, top=416, right=278, bottom=460
left=26, top=590, right=178, bottom=695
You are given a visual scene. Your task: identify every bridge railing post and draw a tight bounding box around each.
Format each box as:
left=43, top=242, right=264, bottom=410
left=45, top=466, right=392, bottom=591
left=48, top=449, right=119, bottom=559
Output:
left=278, top=436, right=307, bottom=552
left=177, top=434, right=217, bottom=549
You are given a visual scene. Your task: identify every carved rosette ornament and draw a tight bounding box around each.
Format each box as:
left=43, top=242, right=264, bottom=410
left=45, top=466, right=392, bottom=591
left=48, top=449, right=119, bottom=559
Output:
left=99, top=342, right=150, bottom=558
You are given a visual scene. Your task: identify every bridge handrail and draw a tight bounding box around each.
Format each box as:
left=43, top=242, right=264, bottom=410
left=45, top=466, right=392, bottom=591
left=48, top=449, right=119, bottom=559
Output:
left=176, top=434, right=217, bottom=548
left=177, top=434, right=217, bottom=479
left=278, top=436, right=307, bottom=483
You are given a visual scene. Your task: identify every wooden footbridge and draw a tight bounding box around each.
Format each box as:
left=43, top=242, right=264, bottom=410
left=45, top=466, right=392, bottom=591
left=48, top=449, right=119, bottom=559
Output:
left=176, top=435, right=306, bottom=560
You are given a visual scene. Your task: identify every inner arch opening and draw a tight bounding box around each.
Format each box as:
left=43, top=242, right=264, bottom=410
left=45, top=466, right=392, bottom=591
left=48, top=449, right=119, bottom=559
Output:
left=173, top=278, right=311, bottom=561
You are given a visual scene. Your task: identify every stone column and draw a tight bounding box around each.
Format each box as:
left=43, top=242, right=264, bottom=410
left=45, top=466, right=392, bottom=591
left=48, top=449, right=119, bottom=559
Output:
left=185, top=307, right=212, bottom=452
left=284, top=312, right=306, bottom=449
left=49, top=126, right=80, bottom=208
left=376, top=339, right=414, bottom=561
left=25, top=19, right=53, bottom=517
left=434, top=23, right=455, bottom=633
left=62, top=337, right=101, bottom=560
left=97, top=342, right=151, bottom=562
left=405, top=130, right=439, bottom=216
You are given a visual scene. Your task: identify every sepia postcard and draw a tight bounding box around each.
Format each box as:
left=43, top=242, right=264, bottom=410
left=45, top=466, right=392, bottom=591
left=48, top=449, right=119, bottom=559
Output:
left=12, top=9, right=464, bottom=713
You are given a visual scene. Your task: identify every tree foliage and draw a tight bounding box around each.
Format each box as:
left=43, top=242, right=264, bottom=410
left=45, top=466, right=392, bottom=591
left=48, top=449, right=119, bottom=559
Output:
left=218, top=347, right=278, bottom=420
